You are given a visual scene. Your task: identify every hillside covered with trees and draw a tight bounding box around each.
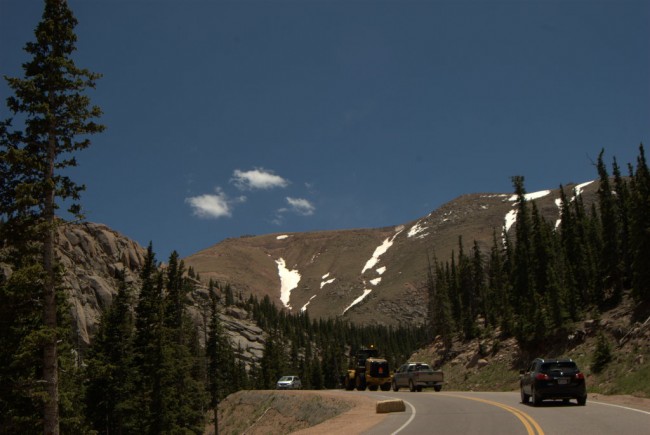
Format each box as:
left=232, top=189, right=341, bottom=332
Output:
left=427, top=147, right=650, bottom=354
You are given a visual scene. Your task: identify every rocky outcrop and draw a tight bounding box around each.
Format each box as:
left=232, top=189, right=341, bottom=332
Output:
left=54, top=222, right=267, bottom=366
left=222, top=306, right=266, bottom=366
left=57, top=222, right=146, bottom=346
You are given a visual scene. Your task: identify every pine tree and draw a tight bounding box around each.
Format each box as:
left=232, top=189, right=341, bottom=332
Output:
left=630, top=145, right=650, bottom=304
left=84, top=271, right=136, bottom=434
left=1, top=1, right=104, bottom=432
left=486, top=230, right=513, bottom=334
left=260, top=329, right=287, bottom=388
left=310, top=355, right=324, bottom=390
left=558, top=185, right=582, bottom=318
left=428, top=260, right=454, bottom=350
left=164, top=251, right=185, bottom=333
left=597, top=150, right=623, bottom=305
left=457, top=237, right=477, bottom=339
left=591, top=332, right=612, bottom=373
left=207, top=282, right=238, bottom=428
left=612, top=158, right=633, bottom=289
left=130, top=245, right=163, bottom=432
left=153, top=252, right=206, bottom=433
left=509, top=176, right=536, bottom=344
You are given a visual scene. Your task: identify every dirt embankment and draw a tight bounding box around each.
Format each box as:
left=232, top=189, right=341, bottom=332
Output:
left=211, top=390, right=385, bottom=435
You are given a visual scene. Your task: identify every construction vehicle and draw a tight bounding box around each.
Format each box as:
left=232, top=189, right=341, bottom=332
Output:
left=342, top=346, right=392, bottom=391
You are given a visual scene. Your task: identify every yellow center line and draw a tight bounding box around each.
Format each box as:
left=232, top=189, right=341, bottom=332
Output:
left=439, top=393, right=545, bottom=435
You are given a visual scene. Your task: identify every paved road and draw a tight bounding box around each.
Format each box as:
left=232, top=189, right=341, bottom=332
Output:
left=360, top=391, right=650, bottom=435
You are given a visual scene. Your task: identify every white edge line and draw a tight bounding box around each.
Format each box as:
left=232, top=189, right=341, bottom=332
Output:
left=392, top=399, right=416, bottom=435
left=590, top=400, right=650, bottom=415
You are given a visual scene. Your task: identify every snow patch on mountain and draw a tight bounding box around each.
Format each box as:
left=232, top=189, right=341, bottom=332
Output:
left=301, top=295, right=316, bottom=312
left=504, top=209, right=518, bottom=233
left=408, top=221, right=427, bottom=238
left=361, top=229, right=403, bottom=274
left=504, top=183, right=594, bottom=234
left=575, top=181, right=594, bottom=196
left=508, top=190, right=551, bottom=202
left=553, top=180, right=594, bottom=229
left=276, top=258, right=300, bottom=309
left=343, top=289, right=372, bottom=315
left=276, top=234, right=289, bottom=240
left=320, top=275, right=336, bottom=289
left=555, top=198, right=563, bottom=229
left=503, top=189, right=554, bottom=233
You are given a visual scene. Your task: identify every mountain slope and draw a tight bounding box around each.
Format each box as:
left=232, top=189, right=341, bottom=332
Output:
left=185, top=181, right=599, bottom=326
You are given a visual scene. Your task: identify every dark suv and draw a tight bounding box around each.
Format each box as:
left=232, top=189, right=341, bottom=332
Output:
left=520, top=358, right=587, bottom=406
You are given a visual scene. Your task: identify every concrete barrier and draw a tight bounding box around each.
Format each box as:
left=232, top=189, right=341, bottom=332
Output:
left=375, top=399, right=406, bottom=413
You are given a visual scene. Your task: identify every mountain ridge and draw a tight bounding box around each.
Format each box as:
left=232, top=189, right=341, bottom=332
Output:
left=184, top=180, right=599, bottom=326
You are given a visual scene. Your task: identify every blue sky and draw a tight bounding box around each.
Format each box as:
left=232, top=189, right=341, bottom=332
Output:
left=2, top=0, right=649, bottom=259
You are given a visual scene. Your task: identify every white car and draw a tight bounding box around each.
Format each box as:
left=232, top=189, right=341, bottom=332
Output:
left=276, top=375, right=302, bottom=390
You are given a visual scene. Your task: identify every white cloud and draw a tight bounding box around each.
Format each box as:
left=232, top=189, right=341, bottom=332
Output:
left=185, top=188, right=245, bottom=219
left=286, top=197, right=315, bottom=216
left=231, top=168, right=289, bottom=190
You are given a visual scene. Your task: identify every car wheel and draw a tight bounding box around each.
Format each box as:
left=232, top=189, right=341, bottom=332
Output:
left=416, top=386, right=423, bottom=392
left=434, top=385, right=442, bottom=392
left=392, top=380, right=399, bottom=392
left=577, top=396, right=587, bottom=406
left=532, top=387, right=542, bottom=407
left=409, top=380, right=416, bottom=392
left=520, top=387, right=530, bottom=404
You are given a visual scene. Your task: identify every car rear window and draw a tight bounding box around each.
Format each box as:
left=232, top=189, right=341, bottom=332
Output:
left=541, top=362, right=578, bottom=372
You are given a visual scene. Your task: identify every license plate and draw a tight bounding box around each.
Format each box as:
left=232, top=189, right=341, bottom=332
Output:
left=558, top=378, right=568, bottom=385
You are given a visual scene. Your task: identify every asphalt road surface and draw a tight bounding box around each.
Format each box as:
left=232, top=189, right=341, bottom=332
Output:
left=361, top=391, right=650, bottom=435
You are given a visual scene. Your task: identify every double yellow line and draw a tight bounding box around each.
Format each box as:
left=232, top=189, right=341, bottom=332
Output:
left=440, top=393, right=544, bottom=435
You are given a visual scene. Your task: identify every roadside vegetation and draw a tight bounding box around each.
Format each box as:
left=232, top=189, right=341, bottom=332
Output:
left=413, top=289, right=650, bottom=398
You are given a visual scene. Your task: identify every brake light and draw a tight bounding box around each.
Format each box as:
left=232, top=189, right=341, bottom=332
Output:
left=575, top=372, right=585, bottom=380
left=535, top=373, right=550, bottom=381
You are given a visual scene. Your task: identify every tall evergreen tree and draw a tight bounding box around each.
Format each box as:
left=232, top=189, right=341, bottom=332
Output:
left=558, top=185, right=583, bottom=318
left=206, top=282, right=238, bottom=429
left=428, top=260, right=454, bottom=350
left=510, top=176, right=537, bottom=344
left=486, top=230, right=513, bottom=334
left=84, top=271, right=135, bottom=434
left=258, top=329, right=286, bottom=389
left=630, top=145, right=650, bottom=304
left=597, top=149, right=623, bottom=304
left=1, top=1, right=104, bottom=432
left=154, top=252, right=206, bottom=434
left=612, top=158, right=633, bottom=288
left=130, top=245, right=163, bottom=433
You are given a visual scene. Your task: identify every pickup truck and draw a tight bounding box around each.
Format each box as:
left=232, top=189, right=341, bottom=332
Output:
left=392, top=362, right=444, bottom=392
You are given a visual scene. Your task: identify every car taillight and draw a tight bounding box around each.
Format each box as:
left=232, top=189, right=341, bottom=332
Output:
left=575, top=372, right=585, bottom=380
left=535, top=373, right=550, bottom=381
